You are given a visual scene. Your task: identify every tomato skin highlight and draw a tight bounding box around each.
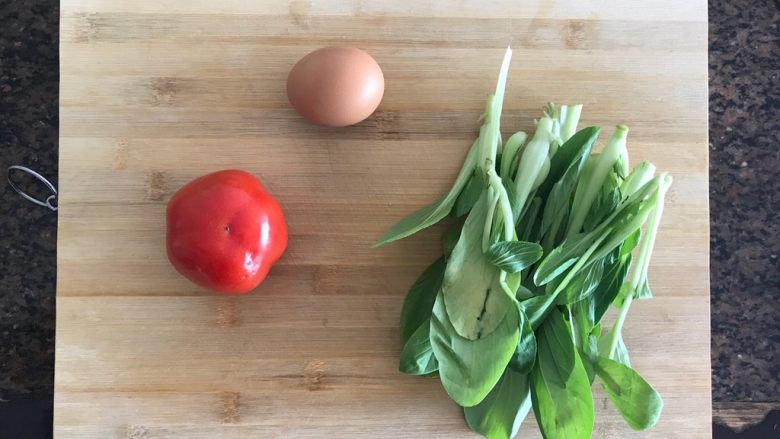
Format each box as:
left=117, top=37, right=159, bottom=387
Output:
left=166, top=170, right=288, bottom=294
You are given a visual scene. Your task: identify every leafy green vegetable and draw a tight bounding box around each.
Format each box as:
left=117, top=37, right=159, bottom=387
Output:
left=559, top=104, right=583, bottom=143
left=429, top=291, right=519, bottom=407
left=499, top=131, right=528, bottom=179
left=442, top=193, right=509, bottom=340
left=537, top=128, right=600, bottom=239
left=453, top=169, right=487, bottom=217
left=399, top=318, right=439, bottom=375
left=570, top=299, right=599, bottom=382
left=511, top=117, right=554, bottom=221
left=465, top=368, right=532, bottom=439
left=543, top=127, right=599, bottom=199
left=602, top=175, right=671, bottom=361
left=375, top=49, right=671, bottom=438
left=531, top=312, right=594, bottom=439
left=517, top=196, right=541, bottom=242
left=620, top=228, right=642, bottom=257
left=636, top=279, right=653, bottom=299
left=595, top=356, right=663, bottom=430
left=582, top=172, right=622, bottom=233
left=533, top=234, right=592, bottom=286
left=442, top=221, right=464, bottom=260
left=508, top=307, right=536, bottom=374
left=621, top=162, right=656, bottom=198
left=515, top=284, right=534, bottom=301
left=586, top=179, right=661, bottom=263
left=518, top=294, right=558, bottom=330
left=486, top=241, right=543, bottom=273
left=592, top=249, right=630, bottom=325
left=400, top=257, right=445, bottom=343
left=534, top=175, right=660, bottom=288
left=566, top=125, right=629, bottom=237
left=559, top=257, right=605, bottom=305
left=598, top=331, right=631, bottom=367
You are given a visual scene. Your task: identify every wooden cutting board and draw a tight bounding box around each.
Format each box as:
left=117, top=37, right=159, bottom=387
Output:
left=56, top=1, right=710, bottom=437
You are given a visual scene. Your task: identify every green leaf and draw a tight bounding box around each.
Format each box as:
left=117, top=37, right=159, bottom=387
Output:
left=464, top=368, right=532, bottom=439
left=518, top=294, right=558, bottom=330
left=537, top=178, right=658, bottom=290
left=517, top=196, right=542, bottom=242
left=620, top=228, right=641, bottom=258
left=400, top=257, right=445, bottom=343
left=508, top=307, right=536, bottom=374
left=530, top=312, right=595, bottom=439
left=399, top=319, right=439, bottom=375
left=539, top=129, right=598, bottom=240
left=588, top=187, right=658, bottom=263
left=571, top=298, right=595, bottom=342
left=636, top=278, right=653, bottom=299
left=486, top=241, right=543, bottom=273
left=429, top=291, right=519, bottom=407
left=597, top=331, right=631, bottom=367
left=534, top=233, right=596, bottom=286
left=443, top=192, right=509, bottom=340
left=592, top=323, right=602, bottom=338
left=582, top=172, right=622, bottom=233
left=533, top=251, right=578, bottom=287
left=503, top=178, right=519, bottom=215
left=614, top=334, right=631, bottom=367
left=595, top=356, right=663, bottom=431
left=505, top=271, right=522, bottom=298
left=499, top=131, right=528, bottom=180
left=535, top=127, right=601, bottom=200
left=612, top=283, right=633, bottom=308
left=453, top=169, right=487, bottom=217
left=515, top=284, right=534, bottom=301
left=570, top=299, right=599, bottom=383
left=559, top=258, right=605, bottom=305
left=442, top=221, right=464, bottom=260
left=581, top=336, right=599, bottom=384
left=592, top=250, right=631, bottom=325
left=539, top=185, right=571, bottom=243
left=584, top=186, right=621, bottom=233
left=535, top=312, right=575, bottom=385
left=374, top=143, right=478, bottom=247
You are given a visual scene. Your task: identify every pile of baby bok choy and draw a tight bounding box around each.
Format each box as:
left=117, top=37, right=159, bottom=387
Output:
left=374, top=47, right=669, bottom=439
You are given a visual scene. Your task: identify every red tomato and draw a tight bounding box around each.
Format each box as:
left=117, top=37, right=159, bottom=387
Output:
left=166, top=170, right=288, bottom=294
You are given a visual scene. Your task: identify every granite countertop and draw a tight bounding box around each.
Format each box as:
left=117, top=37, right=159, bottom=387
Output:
left=0, top=0, right=777, bottom=437
left=709, top=1, right=779, bottom=403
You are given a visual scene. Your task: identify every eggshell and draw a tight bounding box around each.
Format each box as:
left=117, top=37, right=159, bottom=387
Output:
left=287, top=46, right=384, bottom=127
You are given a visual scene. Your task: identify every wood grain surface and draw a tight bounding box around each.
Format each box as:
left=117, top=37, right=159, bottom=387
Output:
left=56, top=1, right=710, bottom=437
left=713, top=402, right=780, bottom=432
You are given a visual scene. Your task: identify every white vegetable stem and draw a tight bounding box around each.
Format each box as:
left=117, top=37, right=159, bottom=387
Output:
left=482, top=186, right=499, bottom=252
left=566, top=124, right=629, bottom=236
left=480, top=47, right=513, bottom=171
left=500, top=131, right=528, bottom=178
left=560, top=104, right=583, bottom=143
left=606, top=173, right=672, bottom=358
left=531, top=155, right=551, bottom=190
left=487, top=168, right=515, bottom=243
left=621, top=161, right=656, bottom=198
left=512, top=116, right=555, bottom=220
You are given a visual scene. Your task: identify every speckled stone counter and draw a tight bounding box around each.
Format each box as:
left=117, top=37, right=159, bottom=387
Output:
left=708, top=1, right=779, bottom=403
left=0, top=1, right=58, bottom=395
left=0, top=0, right=777, bottom=437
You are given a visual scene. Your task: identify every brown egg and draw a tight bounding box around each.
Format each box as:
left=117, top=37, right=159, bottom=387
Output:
left=287, top=46, right=384, bottom=127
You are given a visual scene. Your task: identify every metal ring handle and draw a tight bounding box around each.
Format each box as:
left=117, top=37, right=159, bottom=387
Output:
left=6, top=165, right=58, bottom=211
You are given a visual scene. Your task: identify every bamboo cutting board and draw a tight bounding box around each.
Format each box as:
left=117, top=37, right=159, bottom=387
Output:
left=56, top=1, right=710, bottom=437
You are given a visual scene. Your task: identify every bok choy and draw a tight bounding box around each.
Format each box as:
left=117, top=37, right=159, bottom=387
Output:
left=377, top=47, right=668, bottom=439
